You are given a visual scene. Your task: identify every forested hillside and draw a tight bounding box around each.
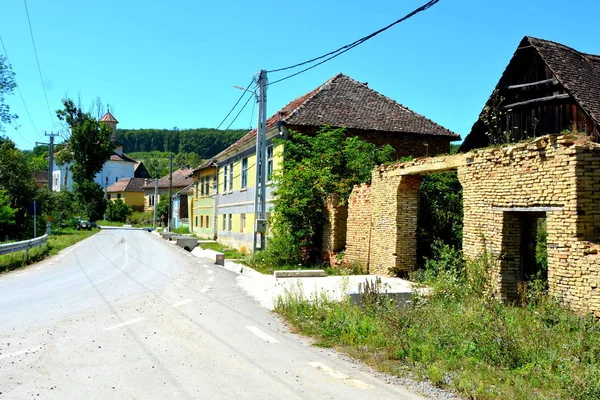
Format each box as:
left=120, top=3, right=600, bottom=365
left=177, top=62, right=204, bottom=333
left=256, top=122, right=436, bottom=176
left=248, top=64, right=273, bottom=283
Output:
left=115, top=128, right=247, bottom=157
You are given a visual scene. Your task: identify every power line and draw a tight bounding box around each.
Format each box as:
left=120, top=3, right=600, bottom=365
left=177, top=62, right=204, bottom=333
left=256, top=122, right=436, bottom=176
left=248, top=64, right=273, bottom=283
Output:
left=216, top=78, right=256, bottom=129
left=226, top=89, right=256, bottom=130
left=23, top=0, right=54, bottom=125
left=268, top=0, right=440, bottom=85
left=0, top=35, right=41, bottom=138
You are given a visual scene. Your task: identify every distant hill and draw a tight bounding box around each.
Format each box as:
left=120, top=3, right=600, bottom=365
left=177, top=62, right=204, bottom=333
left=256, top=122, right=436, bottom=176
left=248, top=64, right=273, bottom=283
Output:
left=115, top=128, right=247, bottom=158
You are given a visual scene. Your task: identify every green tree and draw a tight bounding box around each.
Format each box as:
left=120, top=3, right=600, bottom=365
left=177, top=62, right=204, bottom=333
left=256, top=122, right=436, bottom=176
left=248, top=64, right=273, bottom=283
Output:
left=0, top=189, right=17, bottom=226
left=56, top=99, right=115, bottom=220
left=0, top=137, right=37, bottom=240
left=106, top=199, right=133, bottom=222
left=272, top=127, right=395, bottom=262
left=0, top=55, right=17, bottom=132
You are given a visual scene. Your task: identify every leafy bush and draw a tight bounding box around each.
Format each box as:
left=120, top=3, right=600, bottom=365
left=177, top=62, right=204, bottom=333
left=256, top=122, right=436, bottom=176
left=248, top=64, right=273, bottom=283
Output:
left=245, top=231, right=301, bottom=273
left=105, top=199, right=133, bottom=222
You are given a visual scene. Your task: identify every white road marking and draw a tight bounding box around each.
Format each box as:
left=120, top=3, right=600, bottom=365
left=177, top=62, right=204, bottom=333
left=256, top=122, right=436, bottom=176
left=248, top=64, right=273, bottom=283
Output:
left=171, top=299, right=192, bottom=308
left=35, top=266, right=44, bottom=270
left=105, top=317, right=145, bottom=331
left=0, top=346, right=43, bottom=360
left=79, top=271, right=121, bottom=291
left=15, top=272, right=28, bottom=277
left=208, top=276, right=215, bottom=282
left=246, top=326, right=279, bottom=343
left=207, top=270, right=214, bottom=274
left=199, top=286, right=211, bottom=294
left=308, top=362, right=372, bottom=389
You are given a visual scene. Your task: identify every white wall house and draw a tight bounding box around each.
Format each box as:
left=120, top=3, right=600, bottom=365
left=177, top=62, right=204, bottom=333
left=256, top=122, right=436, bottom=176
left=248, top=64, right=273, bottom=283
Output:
left=52, top=112, right=138, bottom=191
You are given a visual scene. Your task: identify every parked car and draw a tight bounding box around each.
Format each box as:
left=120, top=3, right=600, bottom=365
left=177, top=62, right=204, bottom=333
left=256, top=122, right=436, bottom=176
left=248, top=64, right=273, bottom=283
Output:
left=77, top=219, right=92, bottom=231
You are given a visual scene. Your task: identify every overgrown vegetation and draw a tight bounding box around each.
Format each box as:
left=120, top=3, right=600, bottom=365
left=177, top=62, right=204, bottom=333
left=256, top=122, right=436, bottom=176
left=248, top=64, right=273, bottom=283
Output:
left=0, top=228, right=97, bottom=273
left=199, top=241, right=245, bottom=260
left=276, top=252, right=600, bottom=399
left=266, top=126, right=395, bottom=266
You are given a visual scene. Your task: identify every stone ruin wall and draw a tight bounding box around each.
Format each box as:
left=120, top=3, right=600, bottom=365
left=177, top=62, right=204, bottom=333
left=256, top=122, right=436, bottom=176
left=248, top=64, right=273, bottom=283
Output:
left=342, top=134, right=600, bottom=315
left=321, top=194, right=348, bottom=265
left=343, top=184, right=373, bottom=268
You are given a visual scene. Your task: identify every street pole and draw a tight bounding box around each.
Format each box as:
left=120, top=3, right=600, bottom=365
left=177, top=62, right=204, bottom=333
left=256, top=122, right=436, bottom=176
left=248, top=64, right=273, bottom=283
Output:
left=45, top=131, right=59, bottom=234
left=153, top=178, right=158, bottom=228
left=33, top=200, right=37, bottom=238
left=168, top=153, right=173, bottom=232
left=253, top=70, right=268, bottom=252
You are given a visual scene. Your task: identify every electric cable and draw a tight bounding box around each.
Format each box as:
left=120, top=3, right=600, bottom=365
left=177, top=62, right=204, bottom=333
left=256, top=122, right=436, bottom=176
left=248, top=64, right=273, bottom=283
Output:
left=226, top=89, right=256, bottom=130
left=268, top=0, right=440, bottom=84
left=23, top=0, right=54, bottom=125
left=0, top=34, right=41, bottom=138
left=216, top=78, right=256, bottom=130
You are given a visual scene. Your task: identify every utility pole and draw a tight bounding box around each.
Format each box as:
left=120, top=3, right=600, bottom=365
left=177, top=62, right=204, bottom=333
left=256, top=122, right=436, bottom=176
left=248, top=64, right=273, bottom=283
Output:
left=168, top=153, right=173, bottom=232
left=37, top=131, right=60, bottom=234
left=153, top=177, right=158, bottom=229
left=253, top=70, right=268, bottom=252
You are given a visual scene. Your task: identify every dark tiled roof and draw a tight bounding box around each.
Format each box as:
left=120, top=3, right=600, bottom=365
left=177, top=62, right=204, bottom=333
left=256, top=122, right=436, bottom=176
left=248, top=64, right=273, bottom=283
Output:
left=109, top=152, right=137, bottom=163
left=142, top=169, right=193, bottom=190
left=527, top=36, right=600, bottom=124
left=107, top=177, right=147, bottom=193
left=209, top=73, right=458, bottom=162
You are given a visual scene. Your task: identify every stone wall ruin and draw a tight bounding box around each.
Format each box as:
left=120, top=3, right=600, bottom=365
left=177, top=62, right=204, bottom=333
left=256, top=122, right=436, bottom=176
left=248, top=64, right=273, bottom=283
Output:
left=342, top=134, right=600, bottom=316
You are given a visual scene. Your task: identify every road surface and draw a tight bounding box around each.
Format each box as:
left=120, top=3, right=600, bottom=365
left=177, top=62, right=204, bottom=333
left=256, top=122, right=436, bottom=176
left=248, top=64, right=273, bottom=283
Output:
left=0, top=228, right=424, bottom=399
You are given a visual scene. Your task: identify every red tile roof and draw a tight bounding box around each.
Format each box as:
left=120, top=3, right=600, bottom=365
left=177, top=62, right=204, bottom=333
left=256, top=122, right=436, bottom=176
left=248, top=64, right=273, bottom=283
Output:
left=100, top=111, right=119, bottom=124
left=142, top=169, right=194, bottom=190
left=107, top=177, right=148, bottom=193
left=205, top=73, right=458, bottom=164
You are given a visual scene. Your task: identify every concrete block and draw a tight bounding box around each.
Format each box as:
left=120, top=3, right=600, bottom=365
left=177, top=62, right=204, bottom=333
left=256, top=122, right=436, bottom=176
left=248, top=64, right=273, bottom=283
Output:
left=160, top=232, right=177, bottom=241
left=175, top=236, right=198, bottom=252
left=274, top=269, right=327, bottom=278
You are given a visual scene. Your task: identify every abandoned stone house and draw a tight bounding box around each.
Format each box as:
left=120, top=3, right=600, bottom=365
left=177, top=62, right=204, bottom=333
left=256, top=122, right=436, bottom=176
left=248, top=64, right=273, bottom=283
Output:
left=461, top=36, right=600, bottom=152
left=333, top=134, right=600, bottom=316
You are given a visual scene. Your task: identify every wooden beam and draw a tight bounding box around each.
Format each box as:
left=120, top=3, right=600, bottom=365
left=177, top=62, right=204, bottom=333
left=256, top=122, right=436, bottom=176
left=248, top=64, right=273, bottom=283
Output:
left=505, top=78, right=558, bottom=90
left=501, top=93, right=570, bottom=110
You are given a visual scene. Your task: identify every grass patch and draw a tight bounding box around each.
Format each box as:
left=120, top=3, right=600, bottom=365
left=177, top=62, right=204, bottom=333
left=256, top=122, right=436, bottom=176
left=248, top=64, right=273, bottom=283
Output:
left=0, top=228, right=98, bottom=273
left=199, top=241, right=246, bottom=260
left=275, top=268, right=600, bottom=399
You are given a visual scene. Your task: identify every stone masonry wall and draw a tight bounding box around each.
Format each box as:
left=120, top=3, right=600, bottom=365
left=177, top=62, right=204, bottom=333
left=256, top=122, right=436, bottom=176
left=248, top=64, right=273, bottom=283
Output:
left=344, top=134, right=600, bottom=315
left=344, top=184, right=372, bottom=267
left=458, top=135, right=600, bottom=315
left=322, top=194, right=348, bottom=262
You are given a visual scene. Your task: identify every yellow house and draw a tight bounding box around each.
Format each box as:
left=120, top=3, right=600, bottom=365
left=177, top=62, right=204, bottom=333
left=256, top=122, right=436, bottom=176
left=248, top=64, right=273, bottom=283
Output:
left=188, top=161, right=217, bottom=239
left=106, top=178, right=147, bottom=212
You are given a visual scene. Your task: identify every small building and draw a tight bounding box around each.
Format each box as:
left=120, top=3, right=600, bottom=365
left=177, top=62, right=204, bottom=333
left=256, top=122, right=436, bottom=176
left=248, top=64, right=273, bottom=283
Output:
left=171, top=184, right=193, bottom=229
left=461, top=36, right=600, bottom=152
left=52, top=111, right=147, bottom=191
left=188, top=160, right=217, bottom=239
left=190, top=73, right=459, bottom=252
left=106, top=177, right=147, bottom=212
left=141, top=169, right=193, bottom=223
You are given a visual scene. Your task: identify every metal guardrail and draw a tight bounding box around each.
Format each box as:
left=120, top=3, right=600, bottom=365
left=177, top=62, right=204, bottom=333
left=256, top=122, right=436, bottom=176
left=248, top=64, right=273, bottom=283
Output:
left=0, top=234, right=49, bottom=257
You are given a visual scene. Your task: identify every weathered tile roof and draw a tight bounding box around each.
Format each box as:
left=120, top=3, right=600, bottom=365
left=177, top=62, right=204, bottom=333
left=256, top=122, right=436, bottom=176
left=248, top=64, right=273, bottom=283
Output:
left=527, top=36, right=600, bottom=124
left=142, top=169, right=194, bottom=190
left=204, top=73, right=458, bottom=166
left=109, top=152, right=137, bottom=163
left=100, top=111, right=119, bottom=124
left=107, top=177, right=147, bottom=193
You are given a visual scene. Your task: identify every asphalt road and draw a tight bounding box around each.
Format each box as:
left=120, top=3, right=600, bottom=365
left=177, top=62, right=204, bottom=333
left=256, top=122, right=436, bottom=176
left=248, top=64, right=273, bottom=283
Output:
left=0, top=228, right=423, bottom=399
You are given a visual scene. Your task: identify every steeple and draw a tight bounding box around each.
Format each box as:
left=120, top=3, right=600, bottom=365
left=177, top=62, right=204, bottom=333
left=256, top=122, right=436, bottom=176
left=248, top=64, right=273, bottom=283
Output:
left=100, top=107, right=119, bottom=136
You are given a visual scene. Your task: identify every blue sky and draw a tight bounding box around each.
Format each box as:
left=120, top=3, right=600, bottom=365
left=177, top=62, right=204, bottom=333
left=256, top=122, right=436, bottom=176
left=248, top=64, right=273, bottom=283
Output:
left=2, top=0, right=599, bottom=150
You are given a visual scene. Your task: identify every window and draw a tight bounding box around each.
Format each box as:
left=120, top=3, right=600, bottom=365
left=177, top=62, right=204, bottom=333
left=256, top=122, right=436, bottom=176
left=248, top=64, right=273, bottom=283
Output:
left=240, top=214, right=246, bottom=233
left=227, top=214, right=232, bottom=231
left=195, top=181, right=200, bottom=197
left=267, top=145, right=274, bottom=181
left=149, top=194, right=155, bottom=207
left=115, top=176, right=119, bottom=182
left=228, top=163, right=233, bottom=191
left=117, top=193, right=121, bottom=199
left=205, top=177, right=210, bottom=196
left=223, top=165, right=228, bottom=193
left=222, top=214, right=226, bottom=230
left=205, top=215, right=209, bottom=228
left=196, top=216, right=199, bottom=228
left=241, top=157, right=248, bottom=189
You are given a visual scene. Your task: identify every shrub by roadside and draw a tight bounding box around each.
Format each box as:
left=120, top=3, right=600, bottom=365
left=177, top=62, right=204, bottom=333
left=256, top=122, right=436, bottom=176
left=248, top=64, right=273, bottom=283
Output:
left=275, top=254, right=600, bottom=400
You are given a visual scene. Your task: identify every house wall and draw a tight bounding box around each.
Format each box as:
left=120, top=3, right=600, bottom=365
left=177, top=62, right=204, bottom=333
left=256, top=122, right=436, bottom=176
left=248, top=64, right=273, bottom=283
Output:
left=52, top=159, right=136, bottom=192
left=109, top=192, right=144, bottom=212
left=214, top=140, right=282, bottom=252
left=190, top=168, right=216, bottom=239
left=343, top=134, right=600, bottom=316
